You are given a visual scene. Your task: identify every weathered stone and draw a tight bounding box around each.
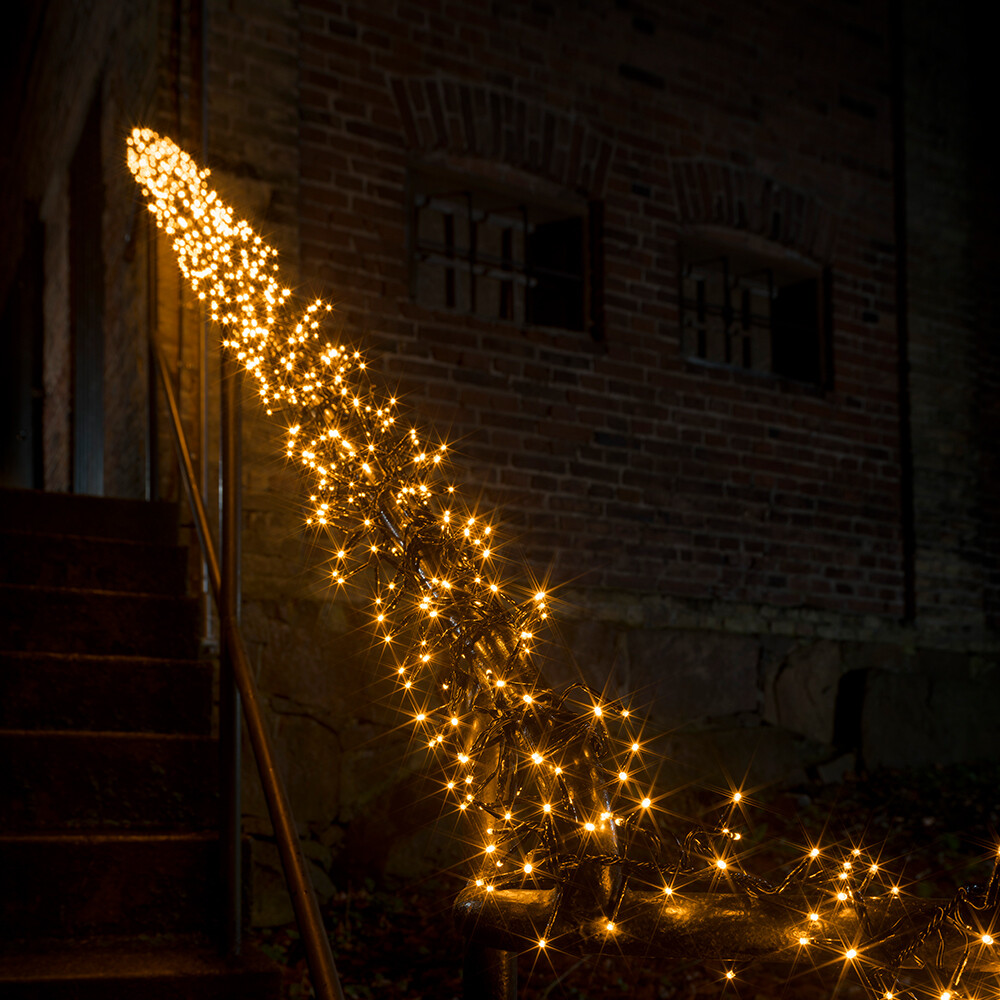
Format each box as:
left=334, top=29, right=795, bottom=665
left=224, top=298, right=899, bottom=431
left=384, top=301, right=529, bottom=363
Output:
left=624, top=629, right=760, bottom=727
left=861, top=668, right=1000, bottom=768
left=545, top=618, right=623, bottom=695
left=660, top=726, right=826, bottom=790
left=251, top=839, right=335, bottom=928
left=767, top=639, right=842, bottom=745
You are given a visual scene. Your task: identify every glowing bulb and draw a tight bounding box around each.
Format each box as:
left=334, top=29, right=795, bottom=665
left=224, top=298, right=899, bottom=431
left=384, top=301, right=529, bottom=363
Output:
left=716, top=859, right=727, bottom=870
left=543, top=803, right=551, bottom=813
left=983, top=934, right=994, bottom=945
left=837, top=892, right=848, bottom=902
left=619, top=771, right=628, bottom=781
left=485, top=844, right=496, bottom=854
left=584, top=822, right=596, bottom=832
left=641, top=797, right=651, bottom=809
left=593, top=705, right=603, bottom=717
left=531, top=753, right=543, bottom=764
left=845, top=948, right=857, bottom=960
left=523, top=694, right=533, bottom=705
left=631, top=742, right=640, bottom=752
left=733, top=792, right=742, bottom=802
left=798, top=937, right=809, bottom=946
left=725, top=970, right=734, bottom=980
left=663, top=886, right=673, bottom=895
left=808, top=913, right=819, bottom=922
left=538, top=939, right=546, bottom=948
left=809, top=848, right=820, bottom=858
left=891, top=886, right=900, bottom=895
left=606, top=922, right=615, bottom=932
left=523, top=863, right=532, bottom=873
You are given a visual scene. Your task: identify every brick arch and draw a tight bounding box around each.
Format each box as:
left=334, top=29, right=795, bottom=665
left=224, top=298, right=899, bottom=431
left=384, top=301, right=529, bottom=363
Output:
left=390, top=77, right=614, bottom=198
left=671, top=159, right=839, bottom=262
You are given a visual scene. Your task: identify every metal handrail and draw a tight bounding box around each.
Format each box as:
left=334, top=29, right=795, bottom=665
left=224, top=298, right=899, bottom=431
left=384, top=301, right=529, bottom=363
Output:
left=152, top=338, right=345, bottom=1000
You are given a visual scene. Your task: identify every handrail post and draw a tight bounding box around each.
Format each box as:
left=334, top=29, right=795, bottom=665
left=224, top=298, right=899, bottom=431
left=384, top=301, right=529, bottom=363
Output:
left=151, top=334, right=346, bottom=999
left=220, top=350, right=242, bottom=956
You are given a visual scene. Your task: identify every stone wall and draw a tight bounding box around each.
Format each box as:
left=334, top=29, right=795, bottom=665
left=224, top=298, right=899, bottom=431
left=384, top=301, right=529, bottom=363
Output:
left=5, top=0, right=998, bottom=928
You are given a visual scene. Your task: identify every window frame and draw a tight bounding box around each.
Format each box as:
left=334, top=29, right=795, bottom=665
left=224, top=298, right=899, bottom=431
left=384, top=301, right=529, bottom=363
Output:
left=407, top=164, right=603, bottom=341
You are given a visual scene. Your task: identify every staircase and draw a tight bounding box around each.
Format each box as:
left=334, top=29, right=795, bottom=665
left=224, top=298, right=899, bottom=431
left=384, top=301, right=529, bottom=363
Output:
left=0, top=487, right=280, bottom=999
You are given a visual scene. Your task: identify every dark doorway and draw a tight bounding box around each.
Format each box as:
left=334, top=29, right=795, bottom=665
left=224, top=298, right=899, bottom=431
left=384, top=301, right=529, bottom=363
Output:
left=69, top=89, right=105, bottom=495
left=0, top=204, right=45, bottom=489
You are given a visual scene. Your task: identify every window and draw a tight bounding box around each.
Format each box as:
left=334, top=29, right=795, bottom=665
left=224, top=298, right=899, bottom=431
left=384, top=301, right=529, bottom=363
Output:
left=679, top=233, right=831, bottom=386
left=410, top=169, right=602, bottom=338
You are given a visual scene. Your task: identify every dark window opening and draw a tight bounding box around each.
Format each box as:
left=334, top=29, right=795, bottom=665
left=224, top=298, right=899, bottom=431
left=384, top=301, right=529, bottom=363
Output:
left=679, top=237, right=831, bottom=387
left=410, top=170, right=602, bottom=339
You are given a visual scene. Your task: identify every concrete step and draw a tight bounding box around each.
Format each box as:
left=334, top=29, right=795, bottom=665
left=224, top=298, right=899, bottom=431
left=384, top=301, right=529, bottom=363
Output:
left=0, top=652, right=212, bottom=734
left=0, top=529, right=188, bottom=594
left=0, top=942, right=282, bottom=1000
left=0, top=832, right=223, bottom=939
left=0, top=584, right=200, bottom=659
left=0, top=488, right=179, bottom=545
left=0, top=731, right=219, bottom=832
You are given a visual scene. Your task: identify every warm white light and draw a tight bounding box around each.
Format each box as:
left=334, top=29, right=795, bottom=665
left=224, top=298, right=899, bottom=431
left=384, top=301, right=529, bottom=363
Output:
left=716, top=858, right=727, bottom=870
left=733, top=792, right=742, bottom=802
left=619, top=771, right=629, bottom=781
left=808, top=913, right=819, bottom=922
left=641, top=797, right=651, bottom=808
left=837, top=892, right=848, bottom=902
left=798, top=937, right=809, bottom=946
left=983, top=934, right=994, bottom=945
left=809, top=848, right=820, bottom=858
left=845, top=948, right=857, bottom=960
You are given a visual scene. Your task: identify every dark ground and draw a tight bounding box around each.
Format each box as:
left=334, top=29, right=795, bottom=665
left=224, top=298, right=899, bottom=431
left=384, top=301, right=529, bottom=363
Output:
left=249, top=763, right=1000, bottom=999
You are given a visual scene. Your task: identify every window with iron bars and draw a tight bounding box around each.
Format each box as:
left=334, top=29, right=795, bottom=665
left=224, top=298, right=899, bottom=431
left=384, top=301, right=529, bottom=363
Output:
left=679, top=237, right=832, bottom=387
left=410, top=171, right=602, bottom=339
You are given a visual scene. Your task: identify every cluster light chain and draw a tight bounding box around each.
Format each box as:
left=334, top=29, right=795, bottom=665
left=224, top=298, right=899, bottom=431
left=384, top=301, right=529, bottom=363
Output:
left=128, top=128, right=999, bottom=1000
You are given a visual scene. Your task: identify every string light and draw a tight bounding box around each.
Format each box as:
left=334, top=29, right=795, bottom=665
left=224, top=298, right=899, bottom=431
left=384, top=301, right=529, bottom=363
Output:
left=129, top=127, right=1000, bottom=1000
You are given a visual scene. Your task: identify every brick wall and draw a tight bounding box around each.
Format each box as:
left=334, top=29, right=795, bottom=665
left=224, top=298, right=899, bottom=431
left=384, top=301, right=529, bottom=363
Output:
left=7, top=0, right=999, bottom=903
left=290, top=0, right=903, bottom=622
left=904, top=0, right=1000, bottom=641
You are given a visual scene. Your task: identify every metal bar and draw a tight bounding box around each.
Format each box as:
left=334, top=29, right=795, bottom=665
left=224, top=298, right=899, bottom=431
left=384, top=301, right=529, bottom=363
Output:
left=152, top=340, right=346, bottom=1000
left=463, top=945, right=516, bottom=1000
left=455, top=886, right=1000, bottom=973
left=220, top=352, right=242, bottom=957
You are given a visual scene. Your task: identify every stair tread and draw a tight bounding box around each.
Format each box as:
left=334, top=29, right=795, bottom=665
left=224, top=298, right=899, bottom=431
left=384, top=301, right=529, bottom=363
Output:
left=0, top=830, right=218, bottom=844
left=0, top=488, right=179, bottom=544
left=0, top=944, right=279, bottom=979
left=0, top=526, right=184, bottom=548
left=0, top=581, right=195, bottom=600
left=0, top=728, right=216, bottom=740
left=0, top=948, right=275, bottom=982
left=0, top=650, right=211, bottom=665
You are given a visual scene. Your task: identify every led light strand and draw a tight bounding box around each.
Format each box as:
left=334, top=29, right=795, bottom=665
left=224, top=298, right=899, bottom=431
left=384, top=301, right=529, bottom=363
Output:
left=128, top=127, right=1000, bottom=1000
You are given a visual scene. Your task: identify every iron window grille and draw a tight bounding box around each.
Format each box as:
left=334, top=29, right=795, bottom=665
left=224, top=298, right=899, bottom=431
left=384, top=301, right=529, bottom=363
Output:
left=410, top=172, right=602, bottom=339
left=679, top=241, right=832, bottom=386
